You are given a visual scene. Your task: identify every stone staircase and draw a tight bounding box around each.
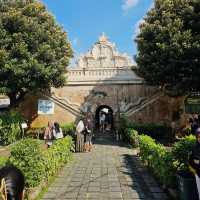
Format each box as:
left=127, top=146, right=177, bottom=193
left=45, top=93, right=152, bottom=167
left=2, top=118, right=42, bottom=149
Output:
left=123, top=92, right=164, bottom=117
left=43, top=94, right=84, bottom=117
left=44, top=91, right=164, bottom=119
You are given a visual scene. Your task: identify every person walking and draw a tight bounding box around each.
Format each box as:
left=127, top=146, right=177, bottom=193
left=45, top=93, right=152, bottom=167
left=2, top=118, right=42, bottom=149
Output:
left=99, top=112, right=106, bottom=133
left=0, top=165, right=25, bottom=200
left=44, top=121, right=54, bottom=148
left=75, top=119, right=85, bottom=152
left=53, top=122, right=63, bottom=140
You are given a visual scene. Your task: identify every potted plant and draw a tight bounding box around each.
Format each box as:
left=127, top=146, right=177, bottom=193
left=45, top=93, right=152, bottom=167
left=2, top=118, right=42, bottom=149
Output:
left=172, top=135, right=199, bottom=200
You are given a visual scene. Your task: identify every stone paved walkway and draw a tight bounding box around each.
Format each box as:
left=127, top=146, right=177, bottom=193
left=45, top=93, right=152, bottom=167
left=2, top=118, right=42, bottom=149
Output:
left=42, top=133, right=168, bottom=200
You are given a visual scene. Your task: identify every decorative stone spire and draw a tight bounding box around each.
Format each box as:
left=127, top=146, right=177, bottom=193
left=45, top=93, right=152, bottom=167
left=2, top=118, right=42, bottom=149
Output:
left=98, top=32, right=108, bottom=43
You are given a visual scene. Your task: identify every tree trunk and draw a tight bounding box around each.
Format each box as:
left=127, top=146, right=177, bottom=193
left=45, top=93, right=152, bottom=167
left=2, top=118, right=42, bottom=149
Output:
left=7, top=92, right=17, bottom=107
left=7, top=90, right=27, bottom=107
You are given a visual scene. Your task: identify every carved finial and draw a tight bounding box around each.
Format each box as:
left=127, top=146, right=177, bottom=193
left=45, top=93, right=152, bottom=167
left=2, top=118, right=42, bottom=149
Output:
left=99, top=32, right=108, bottom=43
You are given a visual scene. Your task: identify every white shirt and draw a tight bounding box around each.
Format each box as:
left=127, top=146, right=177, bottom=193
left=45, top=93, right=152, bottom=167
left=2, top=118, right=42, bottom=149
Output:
left=100, top=114, right=106, bottom=122
left=53, top=128, right=63, bottom=139
left=76, top=120, right=85, bottom=134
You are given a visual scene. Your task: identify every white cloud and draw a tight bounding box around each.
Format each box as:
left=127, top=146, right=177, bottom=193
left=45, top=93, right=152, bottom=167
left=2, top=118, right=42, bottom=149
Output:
left=132, top=18, right=144, bottom=40
left=122, top=0, right=139, bottom=10
left=135, top=19, right=144, bottom=35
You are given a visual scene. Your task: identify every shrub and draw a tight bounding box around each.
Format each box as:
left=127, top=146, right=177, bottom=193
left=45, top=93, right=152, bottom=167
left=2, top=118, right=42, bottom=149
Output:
left=8, top=136, right=74, bottom=188
left=25, top=127, right=45, bottom=139
left=0, top=156, right=7, bottom=168
left=0, top=111, right=24, bottom=145
left=138, top=134, right=175, bottom=186
left=125, top=128, right=139, bottom=148
left=125, top=126, right=197, bottom=189
left=43, top=136, right=74, bottom=179
left=61, top=123, right=75, bottom=136
left=171, top=135, right=195, bottom=172
left=128, top=123, right=171, bottom=141
left=9, top=139, right=45, bottom=188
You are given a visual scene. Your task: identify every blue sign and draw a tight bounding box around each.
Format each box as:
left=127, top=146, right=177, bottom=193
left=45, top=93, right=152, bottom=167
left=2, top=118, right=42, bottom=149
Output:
left=38, top=100, right=54, bottom=114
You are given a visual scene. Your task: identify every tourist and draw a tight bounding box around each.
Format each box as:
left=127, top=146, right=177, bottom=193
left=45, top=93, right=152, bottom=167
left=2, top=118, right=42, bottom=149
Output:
left=53, top=122, right=63, bottom=139
left=189, top=128, right=200, bottom=199
left=99, top=112, right=106, bottom=133
left=191, top=118, right=199, bottom=135
left=75, top=119, right=85, bottom=152
left=0, top=165, right=25, bottom=200
left=84, top=113, right=93, bottom=152
left=44, top=121, right=54, bottom=148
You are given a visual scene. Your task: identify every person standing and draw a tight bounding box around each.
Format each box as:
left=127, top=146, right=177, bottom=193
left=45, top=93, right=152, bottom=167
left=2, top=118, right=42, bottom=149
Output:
left=99, top=112, right=106, bottom=133
left=189, top=128, right=200, bottom=199
left=44, top=121, right=54, bottom=148
left=192, top=118, right=199, bottom=135
left=53, top=122, right=63, bottom=140
left=84, top=113, right=93, bottom=152
left=75, top=119, right=85, bottom=152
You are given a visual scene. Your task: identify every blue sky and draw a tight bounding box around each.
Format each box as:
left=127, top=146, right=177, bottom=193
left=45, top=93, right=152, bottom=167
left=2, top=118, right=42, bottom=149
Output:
left=42, top=0, right=154, bottom=62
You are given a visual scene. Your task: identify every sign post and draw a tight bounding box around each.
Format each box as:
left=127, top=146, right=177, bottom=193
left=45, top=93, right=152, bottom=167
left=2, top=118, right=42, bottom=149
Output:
left=38, top=100, right=55, bottom=115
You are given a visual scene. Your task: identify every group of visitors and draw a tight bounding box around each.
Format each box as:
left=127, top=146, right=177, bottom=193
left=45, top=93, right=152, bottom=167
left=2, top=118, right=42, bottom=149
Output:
left=75, top=113, right=93, bottom=152
left=44, top=121, right=63, bottom=148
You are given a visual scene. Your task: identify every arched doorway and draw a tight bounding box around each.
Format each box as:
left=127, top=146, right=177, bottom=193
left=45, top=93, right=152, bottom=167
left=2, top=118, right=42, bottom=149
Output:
left=95, top=105, right=113, bottom=132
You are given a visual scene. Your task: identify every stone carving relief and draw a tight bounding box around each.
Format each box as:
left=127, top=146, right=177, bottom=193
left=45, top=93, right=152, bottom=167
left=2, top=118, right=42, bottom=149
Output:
left=80, top=102, right=92, bottom=113
left=73, top=33, right=134, bottom=69
left=119, top=97, right=148, bottom=113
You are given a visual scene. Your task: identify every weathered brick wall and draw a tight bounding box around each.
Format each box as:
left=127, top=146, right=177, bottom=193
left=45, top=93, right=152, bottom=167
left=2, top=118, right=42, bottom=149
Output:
left=17, top=86, right=187, bottom=128
left=17, top=93, right=76, bottom=128
left=128, top=95, right=186, bottom=126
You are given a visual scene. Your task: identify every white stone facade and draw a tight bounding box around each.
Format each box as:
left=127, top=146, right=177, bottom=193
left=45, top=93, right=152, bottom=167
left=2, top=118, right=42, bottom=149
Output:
left=67, top=33, right=143, bottom=85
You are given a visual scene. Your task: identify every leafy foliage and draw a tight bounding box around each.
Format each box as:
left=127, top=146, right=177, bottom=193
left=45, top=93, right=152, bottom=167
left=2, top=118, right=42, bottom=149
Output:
left=124, top=128, right=139, bottom=148
left=0, top=111, right=23, bottom=145
left=8, top=136, right=74, bottom=188
left=43, top=136, right=74, bottom=179
left=128, top=122, right=170, bottom=141
left=9, top=139, right=45, bottom=187
left=136, top=0, right=200, bottom=93
left=0, top=156, right=7, bottom=167
left=126, top=128, right=196, bottom=188
left=138, top=135, right=175, bottom=186
left=0, top=0, right=73, bottom=105
left=60, top=122, right=75, bottom=136
left=171, top=135, right=196, bottom=171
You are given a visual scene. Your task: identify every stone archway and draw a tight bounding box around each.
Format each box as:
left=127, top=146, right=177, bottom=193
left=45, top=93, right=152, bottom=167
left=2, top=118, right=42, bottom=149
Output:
left=95, top=105, right=114, bottom=131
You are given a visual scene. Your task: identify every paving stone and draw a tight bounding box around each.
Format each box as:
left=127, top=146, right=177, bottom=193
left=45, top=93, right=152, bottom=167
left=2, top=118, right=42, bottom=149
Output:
left=42, top=134, right=168, bottom=200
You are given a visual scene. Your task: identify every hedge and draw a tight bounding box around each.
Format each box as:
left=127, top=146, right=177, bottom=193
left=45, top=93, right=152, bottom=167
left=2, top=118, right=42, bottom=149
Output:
left=119, top=117, right=171, bottom=142
left=128, top=123, right=171, bottom=141
left=8, top=136, right=74, bottom=188
left=125, top=128, right=196, bottom=188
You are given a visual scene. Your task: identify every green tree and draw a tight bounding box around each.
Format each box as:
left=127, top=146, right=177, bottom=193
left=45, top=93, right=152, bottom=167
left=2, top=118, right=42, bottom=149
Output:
left=0, top=0, right=73, bottom=106
left=135, top=0, right=200, bottom=94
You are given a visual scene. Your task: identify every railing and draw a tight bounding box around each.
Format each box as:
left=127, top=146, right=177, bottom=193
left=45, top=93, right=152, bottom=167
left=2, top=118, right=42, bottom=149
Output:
left=124, top=92, right=164, bottom=117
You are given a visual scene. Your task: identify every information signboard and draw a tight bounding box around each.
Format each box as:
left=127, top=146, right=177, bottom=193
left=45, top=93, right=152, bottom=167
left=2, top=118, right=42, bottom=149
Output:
left=185, top=97, right=200, bottom=113
left=38, top=99, right=54, bottom=114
